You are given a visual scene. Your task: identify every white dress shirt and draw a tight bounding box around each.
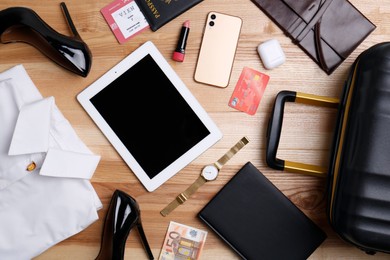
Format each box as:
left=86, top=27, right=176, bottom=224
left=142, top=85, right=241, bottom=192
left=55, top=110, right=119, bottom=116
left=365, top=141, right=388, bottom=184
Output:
left=0, top=65, right=102, bottom=259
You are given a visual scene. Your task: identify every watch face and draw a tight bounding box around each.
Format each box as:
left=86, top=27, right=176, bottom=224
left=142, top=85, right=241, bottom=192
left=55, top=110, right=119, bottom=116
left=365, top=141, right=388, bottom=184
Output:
left=202, top=165, right=219, bottom=181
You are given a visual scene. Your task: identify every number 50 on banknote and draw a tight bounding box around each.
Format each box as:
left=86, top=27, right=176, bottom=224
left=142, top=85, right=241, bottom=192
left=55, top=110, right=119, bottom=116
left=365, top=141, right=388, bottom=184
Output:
left=159, top=221, right=208, bottom=260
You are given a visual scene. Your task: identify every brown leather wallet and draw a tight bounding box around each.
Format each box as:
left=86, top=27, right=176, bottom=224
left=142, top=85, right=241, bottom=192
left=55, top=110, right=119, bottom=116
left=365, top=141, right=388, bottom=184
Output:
left=251, top=0, right=376, bottom=74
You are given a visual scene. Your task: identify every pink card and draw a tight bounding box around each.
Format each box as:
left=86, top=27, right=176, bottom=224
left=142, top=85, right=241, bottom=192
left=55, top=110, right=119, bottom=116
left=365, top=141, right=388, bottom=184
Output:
left=101, top=0, right=149, bottom=44
left=228, top=67, right=270, bottom=115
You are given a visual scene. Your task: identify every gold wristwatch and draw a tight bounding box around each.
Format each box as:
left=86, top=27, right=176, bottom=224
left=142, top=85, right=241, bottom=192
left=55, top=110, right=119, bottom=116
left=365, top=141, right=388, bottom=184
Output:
left=160, top=136, right=249, bottom=216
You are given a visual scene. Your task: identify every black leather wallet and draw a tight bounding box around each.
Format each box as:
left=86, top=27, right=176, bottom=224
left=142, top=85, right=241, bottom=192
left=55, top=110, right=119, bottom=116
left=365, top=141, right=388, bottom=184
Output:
left=251, top=0, right=376, bottom=74
left=198, top=162, right=326, bottom=260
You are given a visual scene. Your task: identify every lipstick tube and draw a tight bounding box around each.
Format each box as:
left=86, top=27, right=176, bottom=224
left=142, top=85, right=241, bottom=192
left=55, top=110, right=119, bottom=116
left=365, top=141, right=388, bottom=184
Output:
left=172, top=20, right=190, bottom=62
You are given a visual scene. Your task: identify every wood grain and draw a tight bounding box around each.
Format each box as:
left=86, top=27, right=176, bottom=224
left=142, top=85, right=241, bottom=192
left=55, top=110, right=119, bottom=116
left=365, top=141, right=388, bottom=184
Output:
left=1, top=0, right=390, bottom=259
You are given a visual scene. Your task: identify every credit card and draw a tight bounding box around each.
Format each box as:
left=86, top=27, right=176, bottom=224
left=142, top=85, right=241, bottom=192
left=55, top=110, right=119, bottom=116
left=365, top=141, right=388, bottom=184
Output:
left=228, top=67, right=270, bottom=115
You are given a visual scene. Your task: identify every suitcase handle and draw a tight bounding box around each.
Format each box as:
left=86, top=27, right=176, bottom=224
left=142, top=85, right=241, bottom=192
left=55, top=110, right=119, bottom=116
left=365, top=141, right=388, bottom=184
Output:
left=266, top=90, right=339, bottom=177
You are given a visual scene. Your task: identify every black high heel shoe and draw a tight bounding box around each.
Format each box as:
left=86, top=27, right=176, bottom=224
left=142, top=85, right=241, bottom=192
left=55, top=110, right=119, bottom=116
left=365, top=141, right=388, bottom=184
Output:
left=0, top=2, right=92, bottom=77
left=96, top=190, right=154, bottom=260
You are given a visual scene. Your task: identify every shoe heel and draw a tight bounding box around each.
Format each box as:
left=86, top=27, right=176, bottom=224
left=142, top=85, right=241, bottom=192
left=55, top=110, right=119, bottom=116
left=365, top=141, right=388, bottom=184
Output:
left=59, top=2, right=79, bottom=38
left=137, top=222, right=154, bottom=260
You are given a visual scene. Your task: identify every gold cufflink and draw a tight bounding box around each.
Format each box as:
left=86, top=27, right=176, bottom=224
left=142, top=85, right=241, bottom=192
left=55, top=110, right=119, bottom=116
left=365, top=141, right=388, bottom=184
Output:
left=26, top=162, right=36, bottom=172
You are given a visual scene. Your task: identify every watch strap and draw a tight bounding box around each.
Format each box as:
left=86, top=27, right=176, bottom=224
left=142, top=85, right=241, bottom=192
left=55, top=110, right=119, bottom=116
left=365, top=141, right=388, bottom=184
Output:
left=160, top=136, right=250, bottom=217
left=215, top=136, right=250, bottom=170
left=160, top=175, right=207, bottom=216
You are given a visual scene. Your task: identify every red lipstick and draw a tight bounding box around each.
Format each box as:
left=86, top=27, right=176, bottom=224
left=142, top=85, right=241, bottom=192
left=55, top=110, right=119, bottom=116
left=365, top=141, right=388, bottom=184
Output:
left=172, top=20, right=190, bottom=62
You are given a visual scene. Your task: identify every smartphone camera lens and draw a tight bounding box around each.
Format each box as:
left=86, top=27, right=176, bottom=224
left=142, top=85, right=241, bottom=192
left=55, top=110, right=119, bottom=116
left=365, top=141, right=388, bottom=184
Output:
left=209, top=14, right=216, bottom=26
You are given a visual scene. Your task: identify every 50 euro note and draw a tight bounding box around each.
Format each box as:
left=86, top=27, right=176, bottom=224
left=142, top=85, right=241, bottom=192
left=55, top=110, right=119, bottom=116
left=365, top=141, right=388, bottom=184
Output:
left=159, top=221, right=208, bottom=260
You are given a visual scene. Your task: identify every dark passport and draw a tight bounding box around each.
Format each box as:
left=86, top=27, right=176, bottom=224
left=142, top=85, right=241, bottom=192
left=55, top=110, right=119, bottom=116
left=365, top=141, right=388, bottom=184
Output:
left=198, top=162, right=326, bottom=260
left=134, top=0, right=203, bottom=31
left=251, top=0, right=375, bottom=74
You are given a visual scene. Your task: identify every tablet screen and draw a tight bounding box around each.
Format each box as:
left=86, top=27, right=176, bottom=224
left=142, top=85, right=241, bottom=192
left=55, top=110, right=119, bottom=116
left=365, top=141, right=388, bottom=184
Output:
left=90, top=54, right=210, bottom=179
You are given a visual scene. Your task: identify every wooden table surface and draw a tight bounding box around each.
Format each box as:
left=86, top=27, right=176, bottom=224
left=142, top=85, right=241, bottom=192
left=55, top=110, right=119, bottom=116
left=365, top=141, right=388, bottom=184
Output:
left=1, top=0, right=390, bottom=259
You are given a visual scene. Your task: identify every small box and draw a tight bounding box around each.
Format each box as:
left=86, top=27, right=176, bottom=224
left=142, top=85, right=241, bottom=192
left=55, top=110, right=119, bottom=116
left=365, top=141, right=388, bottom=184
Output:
left=257, top=39, right=285, bottom=69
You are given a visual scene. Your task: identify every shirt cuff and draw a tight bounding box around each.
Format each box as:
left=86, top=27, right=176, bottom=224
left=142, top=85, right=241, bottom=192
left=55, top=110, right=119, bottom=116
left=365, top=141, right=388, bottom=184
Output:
left=39, top=148, right=100, bottom=180
left=8, top=97, right=53, bottom=156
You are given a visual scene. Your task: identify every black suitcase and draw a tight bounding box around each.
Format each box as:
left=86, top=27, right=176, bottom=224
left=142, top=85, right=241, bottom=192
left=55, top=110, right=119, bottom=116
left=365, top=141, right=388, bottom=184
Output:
left=266, top=42, right=390, bottom=255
